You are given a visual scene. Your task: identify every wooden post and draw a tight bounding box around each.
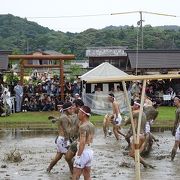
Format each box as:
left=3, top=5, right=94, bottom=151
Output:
left=8, top=54, right=75, bottom=101
left=20, top=59, right=24, bottom=85
left=60, top=59, right=64, bottom=101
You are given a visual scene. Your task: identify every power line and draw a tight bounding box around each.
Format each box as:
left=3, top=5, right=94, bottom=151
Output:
left=26, top=11, right=179, bottom=19
left=111, top=11, right=177, bottom=17
left=26, top=13, right=110, bottom=19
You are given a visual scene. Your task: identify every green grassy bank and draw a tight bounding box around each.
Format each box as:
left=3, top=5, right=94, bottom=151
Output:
left=0, top=106, right=176, bottom=129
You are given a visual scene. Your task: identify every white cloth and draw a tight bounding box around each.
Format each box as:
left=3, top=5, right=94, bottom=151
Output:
left=145, top=121, right=151, bottom=134
left=56, top=136, right=69, bottom=153
left=114, top=113, right=122, bottom=126
left=74, top=147, right=93, bottom=169
left=175, top=124, right=180, bottom=141
left=1, top=90, right=12, bottom=109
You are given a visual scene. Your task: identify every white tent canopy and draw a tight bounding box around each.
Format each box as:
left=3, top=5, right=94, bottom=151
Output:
left=80, top=62, right=128, bottom=82
left=80, top=62, right=129, bottom=116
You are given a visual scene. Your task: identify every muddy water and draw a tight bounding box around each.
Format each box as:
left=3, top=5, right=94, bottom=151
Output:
left=0, top=128, right=179, bottom=180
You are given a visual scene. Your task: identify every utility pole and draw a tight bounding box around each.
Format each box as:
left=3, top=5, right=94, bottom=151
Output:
left=137, top=11, right=144, bottom=49
left=111, top=11, right=176, bottom=50
left=140, top=11, right=143, bottom=49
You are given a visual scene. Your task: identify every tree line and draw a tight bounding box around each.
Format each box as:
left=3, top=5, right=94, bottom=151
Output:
left=1, top=14, right=180, bottom=59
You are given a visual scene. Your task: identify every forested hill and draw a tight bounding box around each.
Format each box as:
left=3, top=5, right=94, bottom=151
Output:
left=1, top=14, right=180, bottom=59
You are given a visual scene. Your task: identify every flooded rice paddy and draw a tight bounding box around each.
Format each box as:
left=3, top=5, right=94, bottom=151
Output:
left=0, top=128, right=179, bottom=180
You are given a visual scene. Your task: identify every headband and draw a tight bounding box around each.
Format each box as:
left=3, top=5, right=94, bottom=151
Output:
left=79, top=108, right=91, bottom=116
left=60, top=106, right=72, bottom=113
left=134, top=102, right=141, bottom=106
left=174, top=96, right=180, bottom=100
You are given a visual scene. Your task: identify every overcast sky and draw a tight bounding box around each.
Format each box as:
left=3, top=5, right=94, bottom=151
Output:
left=1, top=0, right=180, bottom=33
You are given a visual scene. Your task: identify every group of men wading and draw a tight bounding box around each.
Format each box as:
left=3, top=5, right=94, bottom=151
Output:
left=46, top=93, right=180, bottom=179
left=104, top=93, right=180, bottom=168
left=47, top=99, right=95, bottom=180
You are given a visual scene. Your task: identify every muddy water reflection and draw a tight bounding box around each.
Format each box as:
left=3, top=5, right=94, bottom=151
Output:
left=0, top=128, right=57, bottom=140
left=0, top=129, right=179, bottom=180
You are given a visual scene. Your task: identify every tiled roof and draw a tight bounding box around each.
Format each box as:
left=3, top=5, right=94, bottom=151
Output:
left=86, top=46, right=127, bottom=57
left=126, top=50, right=180, bottom=69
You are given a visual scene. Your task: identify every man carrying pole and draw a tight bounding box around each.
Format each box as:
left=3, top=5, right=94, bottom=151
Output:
left=128, top=100, right=155, bottom=168
left=171, top=96, right=180, bottom=161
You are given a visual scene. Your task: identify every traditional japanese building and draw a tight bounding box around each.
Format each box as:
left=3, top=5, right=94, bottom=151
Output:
left=86, top=47, right=180, bottom=75
left=126, top=49, right=180, bottom=74
left=86, top=46, right=129, bottom=70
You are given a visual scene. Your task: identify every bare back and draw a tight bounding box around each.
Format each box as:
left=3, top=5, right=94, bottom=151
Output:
left=112, top=100, right=120, bottom=117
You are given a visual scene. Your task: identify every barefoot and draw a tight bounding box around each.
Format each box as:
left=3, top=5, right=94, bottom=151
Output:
left=143, top=164, right=155, bottom=169
left=46, top=167, right=51, bottom=173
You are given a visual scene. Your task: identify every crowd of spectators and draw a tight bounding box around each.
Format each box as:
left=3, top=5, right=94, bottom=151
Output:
left=0, top=69, right=179, bottom=116
left=129, top=79, right=180, bottom=106
left=0, top=71, right=81, bottom=116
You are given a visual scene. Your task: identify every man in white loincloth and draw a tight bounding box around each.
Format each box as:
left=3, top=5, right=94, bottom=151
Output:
left=108, top=93, right=123, bottom=140
left=47, top=102, right=73, bottom=172
left=72, top=105, right=95, bottom=180
left=171, top=96, right=180, bottom=161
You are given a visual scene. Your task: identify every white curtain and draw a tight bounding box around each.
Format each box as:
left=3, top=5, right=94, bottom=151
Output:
left=82, top=91, right=129, bottom=115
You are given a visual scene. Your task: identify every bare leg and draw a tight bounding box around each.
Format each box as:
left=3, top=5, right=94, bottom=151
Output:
left=103, top=123, right=108, bottom=138
left=117, top=127, right=126, bottom=138
left=113, top=126, right=119, bottom=140
left=72, top=167, right=82, bottom=180
left=129, top=136, right=155, bottom=168
left=140, top=133, right=150, bottom=155
left=125, top=131, right=132, bottom=149
left=83, top=167, right=91, bottom=180
left=171, top=140, right=179, bottom=161
left=103, top=115, right=111, bottom=138
left=65, top=150, right=76, bottom=174
left=47, top=152, right=63, bottom=172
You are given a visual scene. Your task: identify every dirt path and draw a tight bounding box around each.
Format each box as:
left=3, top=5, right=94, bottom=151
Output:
left=0, top=128, right=179, bottom=180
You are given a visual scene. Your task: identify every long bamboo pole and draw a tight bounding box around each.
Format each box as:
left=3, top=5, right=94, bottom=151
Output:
left=135, top=79, right=147, bottom=180
left=86, top=74, right=180, bottom=83
left=122, top=81, right=136, bottom=140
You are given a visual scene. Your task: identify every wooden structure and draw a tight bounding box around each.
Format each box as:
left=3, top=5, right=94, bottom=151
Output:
left=86, top=46, right=128, bottom=70
left=86, top=47, right=180, bottom=75
left=126, top=49, right=180, bottom=74
left=8, top=54, right=75, bottom=100
left=83, top=73, right=180, bottom=180
left=0, top=50, right=12, bottom=71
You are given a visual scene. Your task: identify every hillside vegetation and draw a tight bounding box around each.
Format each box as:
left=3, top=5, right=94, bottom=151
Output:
left=1, top=14, right=180, bottom=59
